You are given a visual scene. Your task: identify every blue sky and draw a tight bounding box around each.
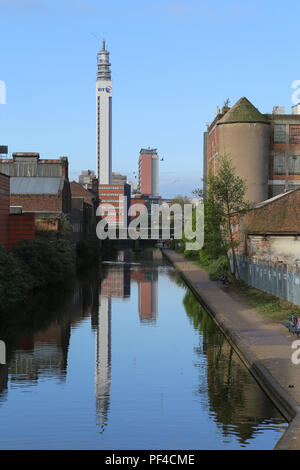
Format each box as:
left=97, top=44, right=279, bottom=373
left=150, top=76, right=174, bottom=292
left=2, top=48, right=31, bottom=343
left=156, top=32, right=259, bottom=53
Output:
left=1, top=0, right=300, bottom=197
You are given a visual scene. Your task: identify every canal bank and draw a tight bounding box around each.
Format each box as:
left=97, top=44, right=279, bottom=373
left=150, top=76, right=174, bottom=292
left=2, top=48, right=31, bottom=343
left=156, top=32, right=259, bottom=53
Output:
left=162, top=248, right=300, bottom=450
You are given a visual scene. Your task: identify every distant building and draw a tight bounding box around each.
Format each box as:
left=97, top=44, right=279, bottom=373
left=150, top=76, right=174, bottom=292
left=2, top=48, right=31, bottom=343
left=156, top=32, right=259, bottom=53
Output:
left=203, top=97, right=300, bottom=203
left=96, top=40, right=112, bottom=184
left=79, top=169, right=96, bottom=187
left=138, top=148, right=159, bottom=197
left=70, top=181, right=98, bottom=244
left=127, top=180, right=138, bottom=195
left=0, top=152, right=68, bottom=178
left=98, top=183, right=131, bottom=229
left=0, top=152, right=71, bottom=232
left=112, top=172, right=127, bottom=185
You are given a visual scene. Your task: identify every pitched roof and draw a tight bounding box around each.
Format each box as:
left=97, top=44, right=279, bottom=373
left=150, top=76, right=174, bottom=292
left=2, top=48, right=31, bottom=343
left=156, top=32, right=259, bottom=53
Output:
left=254, top=188, right=300, bottom=209
left=218, top=97, right=269, bottom=124
left=10, top=177, right=65, bottom=194
left=70, top=181, right=93, bottom=199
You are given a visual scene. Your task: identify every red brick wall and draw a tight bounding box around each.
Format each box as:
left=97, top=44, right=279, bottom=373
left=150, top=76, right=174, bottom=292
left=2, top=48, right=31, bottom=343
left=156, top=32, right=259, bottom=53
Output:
left=6, top=214, right=35, bottom=251
left=10, top=194, right=62, bottom=212
left=0, top=174, right=10, bottom=250
left=0, top=173, right=35, bottom=251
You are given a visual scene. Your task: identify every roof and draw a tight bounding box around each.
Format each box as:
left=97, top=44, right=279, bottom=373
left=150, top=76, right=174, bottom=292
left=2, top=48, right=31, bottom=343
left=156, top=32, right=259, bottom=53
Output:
left=10, top=177, right=65, bottom=194
left=254, top=189, right=298, bottom=209
left=70, top=181, right=93, bottom=199
left=218, top=97, right=269, bottom=125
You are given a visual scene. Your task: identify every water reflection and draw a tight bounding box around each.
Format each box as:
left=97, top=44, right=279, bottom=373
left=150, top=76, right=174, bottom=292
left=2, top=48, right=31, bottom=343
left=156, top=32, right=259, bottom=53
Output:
left=0, top=248, right=287, bottom=449
left=183, top=288, right=286, bottom=447
left=95, top=248, right=163, bottom=432
left=0, top=269, right=99, bottom=405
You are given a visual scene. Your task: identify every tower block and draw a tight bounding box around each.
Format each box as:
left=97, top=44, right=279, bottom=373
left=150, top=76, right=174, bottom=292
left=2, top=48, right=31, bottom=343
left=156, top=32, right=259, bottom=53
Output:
left=96, top=40, right=112, bottom=184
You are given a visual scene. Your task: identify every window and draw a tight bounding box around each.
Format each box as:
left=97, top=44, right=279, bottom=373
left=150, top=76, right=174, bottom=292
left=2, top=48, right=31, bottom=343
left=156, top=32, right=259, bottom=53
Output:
left=273, top=154, right=285, bottom=174
left=289, top=125, right=300, bottom=144
left=272, top=185, right=285, bottom=197
left=288, top=155, right=300, bottom=174
left=274, top=124, right=286, bottom=143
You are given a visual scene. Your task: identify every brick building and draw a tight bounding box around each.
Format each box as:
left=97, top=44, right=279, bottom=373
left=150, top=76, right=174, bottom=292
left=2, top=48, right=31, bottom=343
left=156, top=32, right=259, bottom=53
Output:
left=237, top=188, right=300, bottom=264
left=70, top=181, right=98, bottom=244
left=98, top=183, right=131, bottom=229
left=10, top=177, right=71, bottom=232
left=138, top=148, right=159, bottom=197
left=204, top=97, right=300, bottom=203
left=0, top=153, right=71, bottom=232
left=0, top=173, right=34, bottom=251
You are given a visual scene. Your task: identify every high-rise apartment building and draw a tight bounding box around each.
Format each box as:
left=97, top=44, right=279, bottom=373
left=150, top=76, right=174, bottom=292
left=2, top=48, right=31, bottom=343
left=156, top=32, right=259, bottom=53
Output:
left=138, top=148, right=159, bottom=197
left=96, top=40, right=112, bottom=184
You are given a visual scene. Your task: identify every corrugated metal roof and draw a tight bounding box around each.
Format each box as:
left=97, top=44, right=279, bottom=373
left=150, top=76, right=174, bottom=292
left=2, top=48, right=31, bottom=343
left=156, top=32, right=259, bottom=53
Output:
left=10, top=177, right=65, bottom=194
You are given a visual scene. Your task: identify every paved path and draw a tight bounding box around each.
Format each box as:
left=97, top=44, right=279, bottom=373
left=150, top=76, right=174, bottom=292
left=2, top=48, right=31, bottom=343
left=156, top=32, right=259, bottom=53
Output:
left=163, top=249, right=300, bottom=450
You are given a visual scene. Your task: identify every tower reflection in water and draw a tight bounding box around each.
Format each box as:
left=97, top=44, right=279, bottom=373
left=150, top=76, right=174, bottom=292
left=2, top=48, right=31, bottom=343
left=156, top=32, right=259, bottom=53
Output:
left=95, top=251, right=158, bottom=432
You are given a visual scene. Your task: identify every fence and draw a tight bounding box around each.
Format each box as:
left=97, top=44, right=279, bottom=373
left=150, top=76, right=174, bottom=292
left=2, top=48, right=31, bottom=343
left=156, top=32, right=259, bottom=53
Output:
left=233, top=255, right=300, bottom=308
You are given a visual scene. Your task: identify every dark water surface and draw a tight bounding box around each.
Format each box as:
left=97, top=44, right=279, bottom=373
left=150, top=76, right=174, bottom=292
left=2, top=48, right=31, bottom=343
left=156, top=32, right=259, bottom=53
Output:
left=0, top=248, right=287, bottom=449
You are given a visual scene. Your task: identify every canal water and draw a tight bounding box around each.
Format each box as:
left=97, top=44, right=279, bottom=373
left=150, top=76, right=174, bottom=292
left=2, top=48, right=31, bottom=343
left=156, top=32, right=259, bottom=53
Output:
left=0, top=248, right=287, bottom=449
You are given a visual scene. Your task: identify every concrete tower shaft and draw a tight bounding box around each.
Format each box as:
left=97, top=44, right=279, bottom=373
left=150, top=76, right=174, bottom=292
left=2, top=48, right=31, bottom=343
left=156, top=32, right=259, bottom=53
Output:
left=96, top=39, right=112, bottom=184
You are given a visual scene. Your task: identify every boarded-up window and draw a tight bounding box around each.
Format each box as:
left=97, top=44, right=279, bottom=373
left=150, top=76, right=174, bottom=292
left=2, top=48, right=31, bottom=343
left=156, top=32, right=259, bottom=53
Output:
left=288, top=184, right=300, bottom=192
left=289, top=125, right=300, bottom=144
left=288, top=155, right=300, bottom=174
left=274, top=124, right=286, bottom=143
left=273, top=154, right=285, bottom=174
left=272, top=185, right=285, bottom=197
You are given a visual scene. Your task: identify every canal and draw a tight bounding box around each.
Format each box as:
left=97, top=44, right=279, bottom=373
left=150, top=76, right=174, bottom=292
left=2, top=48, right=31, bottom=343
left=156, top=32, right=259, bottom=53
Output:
left=0, top=248, right=287, bottom=449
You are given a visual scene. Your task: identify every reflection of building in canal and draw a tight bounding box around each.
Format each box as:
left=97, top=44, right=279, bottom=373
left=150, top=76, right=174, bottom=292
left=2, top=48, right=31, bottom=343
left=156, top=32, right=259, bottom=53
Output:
left=131, top=269, right=158, bottom=324
left=0, top=365, right=8, bottom=404
left=8, top=323, right=71, bottom=384
left=101, top=266, right=130, bottom=298
left=95, top=296, right=111, bottom=432
left=95, top=262, right=159, bottom=430
left=95, top=264, right=130, bottom=432
left=6, top=280, right=98, bottom=387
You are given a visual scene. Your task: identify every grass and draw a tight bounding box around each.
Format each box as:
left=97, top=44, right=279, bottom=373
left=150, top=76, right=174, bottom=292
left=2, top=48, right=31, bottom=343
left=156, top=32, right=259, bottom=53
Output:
left=176, top=248, right=300, bottom=323
left=225, top=279, right=300, bottom=322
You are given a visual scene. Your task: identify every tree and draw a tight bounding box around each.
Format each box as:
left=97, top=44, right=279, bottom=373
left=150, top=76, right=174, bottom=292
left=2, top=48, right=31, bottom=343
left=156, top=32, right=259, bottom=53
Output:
left=212, top=155, right=252, bottom=277
left=193, top=173, right=224, bottom=263
left=170, top=194, right=191, bottom=207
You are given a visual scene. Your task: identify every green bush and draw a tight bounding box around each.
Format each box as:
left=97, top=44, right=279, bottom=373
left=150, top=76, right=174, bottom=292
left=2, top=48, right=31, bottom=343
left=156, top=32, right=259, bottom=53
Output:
left=76, top=237, right=101, bottom=265
left=198, top=249, right=211, bottom=267
left=183, top=248, right=199, bottom=259
left=208, top=255, right=229, bottom=281
left=0, top=245, right=31, bottom=308
left=13, top=238, right=76, bottom=288
left=0, top=238, right=76, bottom=312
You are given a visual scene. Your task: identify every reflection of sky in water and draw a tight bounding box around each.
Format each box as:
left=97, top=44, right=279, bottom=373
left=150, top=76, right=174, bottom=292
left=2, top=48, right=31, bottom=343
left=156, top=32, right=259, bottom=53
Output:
left=0, top=249, right=287, bottom=449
